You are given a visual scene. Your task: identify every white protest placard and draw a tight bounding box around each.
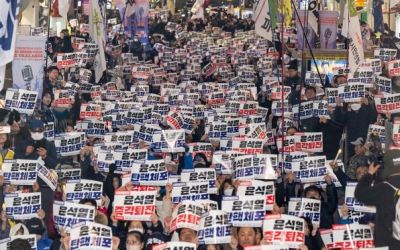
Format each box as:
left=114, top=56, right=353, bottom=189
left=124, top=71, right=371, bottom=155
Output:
left=55, top=132, right=85, bottom=156
left=374, top=93, right=400, bottom=114
left=5, top=192, right=41, bottom=220
left=197, top=210, right=231, bottom=244
left=181, top=169, right=217, bottom=194
left=294, top=132, right=323, bottom=152
left=325, top=87, right=340, bottom=107
left=2, top=160, right=37, bottom=185
left=271, top=101, right=293, bottom=117
left=44, top=122, right=54, bottom=141
left=170, top=200, right=204, bottom=232
left=79, top=120, right=106, bottom=137
left=4, top=88, right=38, bottom=114
left=232, top=137, right=264, bottom=154
left=375, top=75, right=391, bottom=94
left=338, top=205, right=365, bottom=224
left=276, top=136, right=297, bottom=152
left=153, top=242, right=196, bottom=250
left=65, top=179, right=103, bottom=205
left=152, top=129, right=185, bottom=153
left=103, top=148, right=148, bottom=173
left=244, top=246, right=289, bottom=250
left=222, top=195, right=265, bottom=227
left=0, top=235, right=37, bottom=250
left=53, top=201, right=95, bottom=233
left=80, top=104, right=101, bottom=119
left=236, top=180, right=275, bottom=210
left=56, top=168, right=81, bottom=181
left=131, top=159, right=168, bottom=186
left=212, top=151, right=244, bottom=174
left=189, top=142, right=213, bottom=161
left=292, top=156, right=327, bottom=182
left=37, top=164, right=58, bottom=191
left=305, top=72, right=326, bottom=86
left=104, top=132, right=135, bottom=145
left=345, top=182, right=376, bottom=213
left=332, top=223, right=374, bottom=248
left=53, top=89, right=71, bottom=108
left=263, top=214, right=305, bottom=248
left=319, top=229, right=334, bottom=250
left=206, top=122, right=228, bottom=141
left=270, top=86, right=291, bottom=100
left=313, top=100, right=330, bottom=118
left=113, top=190, right=156, bottom=221
left=288, top=197, right=321, bottom=227
left=171, top=182, right=211, bottom=205
left=374, top=48, right=397, bottom=61
left=338, top=84, right=365, bottom=102
left=293, top=101, right=314, bottom=120
left=70, top=222, right=113, bottom=250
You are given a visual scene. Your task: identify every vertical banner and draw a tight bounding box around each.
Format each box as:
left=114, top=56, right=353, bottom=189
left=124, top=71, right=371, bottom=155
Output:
left=372, top=0, right=384, bottom=34
left=296, top=10, right=315, bottom=50
left=318, top=11, right=339, bottom=49
left=134, top=0, right=149, bottom=43
left=12, top=36, right=46, bottom=94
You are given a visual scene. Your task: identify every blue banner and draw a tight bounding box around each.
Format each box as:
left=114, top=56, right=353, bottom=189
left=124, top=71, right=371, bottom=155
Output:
left=133, top=0, right=149, bottom=43
left=373, top=0, right=384, bottom=34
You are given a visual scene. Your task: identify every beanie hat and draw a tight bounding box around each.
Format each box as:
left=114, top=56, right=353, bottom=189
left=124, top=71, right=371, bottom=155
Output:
left=382, top=149, right=400, bottom=179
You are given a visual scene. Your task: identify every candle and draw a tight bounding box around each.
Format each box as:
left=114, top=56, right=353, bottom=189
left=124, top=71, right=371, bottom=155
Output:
left=62, top=184, right=66, bottom=191
left=2, top=203, right=5, bottom=210
left=334, top=149, right=342, bottom=163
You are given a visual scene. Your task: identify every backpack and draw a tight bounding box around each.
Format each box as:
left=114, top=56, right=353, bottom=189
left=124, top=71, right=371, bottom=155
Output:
left=384, top=181, right=400, bottom=240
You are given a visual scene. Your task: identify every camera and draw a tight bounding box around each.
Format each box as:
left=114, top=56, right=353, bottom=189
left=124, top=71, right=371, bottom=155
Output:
left=369, top=132, right=384, bottom=169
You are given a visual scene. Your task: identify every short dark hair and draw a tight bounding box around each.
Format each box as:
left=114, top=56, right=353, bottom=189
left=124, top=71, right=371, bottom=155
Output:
left=321, top=61, right=329, bottom=67
left=305, top=86, right=316, bottom=93
left=237, top=227, right=258, bottom=234
left=10, top=239, right=31, bottom=250
left=304, top=185, right=321, bottom=197
left=47, top=66, right=59, bottom=73
left=79, top=198, right=97, bottom=207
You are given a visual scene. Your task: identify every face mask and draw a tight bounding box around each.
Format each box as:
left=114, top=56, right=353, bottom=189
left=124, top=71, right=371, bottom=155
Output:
left=224, top=188, right=234, bottom=196
left=31, top=132, right=44, bottom=141
left=129, top=228, right=144, bottom=234
left=351, top=103, right=361, bottom=111
left=127, top=245, right=141, bottom=250
left=134, top=39, right=138, bottom=42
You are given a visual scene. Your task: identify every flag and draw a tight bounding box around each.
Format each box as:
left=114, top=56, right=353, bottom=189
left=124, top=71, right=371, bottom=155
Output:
left=254, top=0, right=272, bottom=41
left=59, top=0, right=72, bottom=18
left=283, top=0, right=292, bottom=26
left=125, top=0, right=136, bottom=17
left=191, top=0, right=204, bottom=19
left=268, top=0, right=277, bottom=29
left=342, top=0, right=364, bottom=72
left=89, top=0, right=107, bottom=83
left=0, top=0, right=20, bottom=90
left=50, top=0, right=62, bottom=17
left=373, top=0, right=384, bottom=34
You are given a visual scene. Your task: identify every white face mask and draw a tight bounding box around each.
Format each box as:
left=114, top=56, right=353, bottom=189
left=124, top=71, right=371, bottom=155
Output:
left=126, top=245, right=141, bottom=250
left=129, top=228, right=144, bottom=234
left=31, top=132, right=44, bottom=141
left=134, top=39, right=138, bottom=42
left=224, top=188, right=234, bottom=196
left=351, top=103, right=361, bottom=111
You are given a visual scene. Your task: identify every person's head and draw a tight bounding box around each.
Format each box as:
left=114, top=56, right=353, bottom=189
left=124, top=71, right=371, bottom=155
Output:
left=60, top=31, right=65, bottom=39
left=29, top=120, right=45, bottom=141
left=47, top=67, right=59, bottom=81
left=113, top=176, right=121, bottom=189
left=9, top=223, right=29, bottom=237
left=10, top=239, right=31, bottom=250
left=286, top=126, right=298, bottom=136
left=165, top=156, right=178, bottom=174
left=126, top=231, right=145, bottom=250
left=381, top=149, right=400, bottom=179
left=26, top=218, right=45, bottom=241
left=222, top=179, right=234, bottom=195
left=321, top=62, right=329, bottom=74
left=134, top=35, right=139, bottom=42
left=304, top=185, right=321, bottom=200
left=120, top=36, right=126, bottom=44
left=79, top=198, right=97, bottom=207
left=127, top=221, right=146, bottom=234
left=334, top=75, right=347, bottom=87
left=193, top=153, right=207, bottom=168
left=107, top=23, right=113, bottom=32
left=350, top=137, right=366, bottom=156
left=216, top=74, right=222, bottom=82
left=355, top=165, right=368, bottom=181
left=236, top=227, right=259, bottom=246
left=66, top=124, right=74, bottom=132
left=149, top=38, right=155, bottom=44
left=179, top=228, right=197, bottom=243
left=95, top=211, right=108, bottom=225
left=0, top=133, right=9, bottom=148
left=42, top=91, right=53, bottom=107
left=305, top=86, right=316, bottom=100
left=155, top=36, right=161, bottom=42
left=287, top=65, right=298, bottom=77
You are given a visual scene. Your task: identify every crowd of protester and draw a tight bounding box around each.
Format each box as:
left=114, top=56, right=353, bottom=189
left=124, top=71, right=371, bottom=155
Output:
left=2, top=6, right=400, bottom=250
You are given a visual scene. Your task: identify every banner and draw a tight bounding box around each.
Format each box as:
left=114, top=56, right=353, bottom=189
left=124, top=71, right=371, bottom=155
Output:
left=53, top=201, right=96, bottom=233
left=12, top=36, right=45, bottom=93
left=263, top=214, right=305, bottom=248
left=131, top=159, right=168, bottom=186
left=55, top=132, right=85, bottom=156
left=288, top=197, right=321, bottom=227
left=2, top=159, right=37, bottom=185
left=345, top=182, right=376, bottom=213
left=4, top=88, right=38, bottom=114
left=5, top=192, right=41, bottom=220
left=56, top=168, right=81, bottom=181
left=296, top=10, right=315, bottom=50
left=212, top=151, right=244, bottom=174
left=133, top=0, right=149, bottom=43
left=0, top=235, right=37, bottom=250
left=338, top=83, right=365, bottom=102
left=342, top=0, right=364, bottom=72
left=319, top=11, right=339, bottom=49
left=291, top=156, right=327, bottom=182
left=198, top=210, right=231, bottom=245
left=44, top=122, right=55, bottom=141
left=79, top=120, right=106, bottom=137
left=374, top=48, right=397, bottom=61
left=374, top=93, right=400, bottom=114
left=171, top=182, right=211, bottom=204
left=222, top=195, right=265, bottom=227
left=254, top=0, right=272, bottom=41
left=152, top=129, right=185, bottom=153
left=181, top=169, right=217, bottom=194
left=294, top=132, right=323, bottom=152
left=70, top=221, right=113, bottom=250
left=236, top=180, right=275, bottom=210
left=65, top=179, right=103, bottom=205
left=373, top=0, right=384, bottom=33
left=191, top=0, right=204, bottom=19
left=231, top=137, right=264, bottom=154
left=332, top=224, right=374, bottom=248
left=113, top=190, right=156, bottom=221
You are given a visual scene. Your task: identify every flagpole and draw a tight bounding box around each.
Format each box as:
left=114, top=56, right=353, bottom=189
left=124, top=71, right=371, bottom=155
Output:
left=44, top=0, right=53, bottom=86
left=280, top=0, right=286, bottom=162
